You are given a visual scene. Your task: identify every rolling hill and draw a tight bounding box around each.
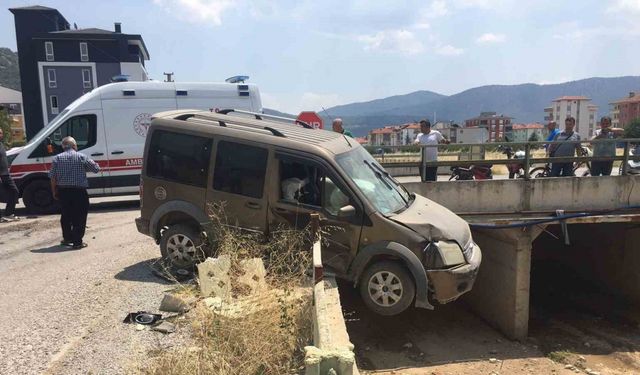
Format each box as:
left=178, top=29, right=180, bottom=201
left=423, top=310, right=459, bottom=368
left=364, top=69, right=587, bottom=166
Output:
left=314, top=76, right=640, bottom=136
left=0, top=48, right=20, bottom=91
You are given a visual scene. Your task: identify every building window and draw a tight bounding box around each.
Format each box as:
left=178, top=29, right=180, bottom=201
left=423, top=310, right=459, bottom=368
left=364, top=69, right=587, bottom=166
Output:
left=79, top=42, right=89, bottom=61
left=82, top=69, right=92, bottom=89
left=50, top=95, right=59, bottom=114
left=45, top=41, right=54, bottom=61
left=47, top=69, right=57, bottom=88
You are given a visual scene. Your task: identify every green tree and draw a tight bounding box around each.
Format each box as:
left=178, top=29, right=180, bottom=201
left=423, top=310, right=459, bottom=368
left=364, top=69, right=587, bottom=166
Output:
left=0, top=108, right=12, bottom=147
left=624, top=118, right=640, bottom=139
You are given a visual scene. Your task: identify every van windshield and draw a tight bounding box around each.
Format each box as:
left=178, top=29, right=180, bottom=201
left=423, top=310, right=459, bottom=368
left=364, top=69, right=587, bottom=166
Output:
left=336, top=147, right=410, bottom=215
left=26, top=109, right=70, bottom=146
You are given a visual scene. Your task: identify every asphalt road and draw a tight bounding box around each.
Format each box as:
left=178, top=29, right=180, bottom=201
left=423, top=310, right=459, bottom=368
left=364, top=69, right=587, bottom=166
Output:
left=0, top=197, right=179, bottom=375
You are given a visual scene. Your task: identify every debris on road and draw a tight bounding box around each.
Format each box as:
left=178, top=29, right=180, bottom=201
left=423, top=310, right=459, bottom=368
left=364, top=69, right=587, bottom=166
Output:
left=197, top=255, right=232, bottom=299
left=151, top=321, right=176, bottom=334
left=122, top=311, right=162, bottom=325
left=159, top=293, right=195, bottom=313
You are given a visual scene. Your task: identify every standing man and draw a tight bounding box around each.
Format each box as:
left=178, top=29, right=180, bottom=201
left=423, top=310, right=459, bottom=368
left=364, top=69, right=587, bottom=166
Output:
left=332, top=118, right=354, bottom=137
left=414, top=119, right=449, bottom=182
left=591, top=116, right=623, bottom=176
left=549, top=117, right=581, bottom=177
left=49, top=137, right=100, bottom=249
left=545, top=121, right=560, bottom=156
left=0, top=128, right=19, bottom=222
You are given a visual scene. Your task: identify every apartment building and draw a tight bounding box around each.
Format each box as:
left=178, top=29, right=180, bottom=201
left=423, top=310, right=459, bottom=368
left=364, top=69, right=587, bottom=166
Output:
left=610, top=92, right=640, bottom=128
left=506, top=123, right=547, bottom=143
left=543, top=96, right=597, bottom=139
left=10, top=5, right=150, bottom=139
left=0, top=85, right=25, bottom=141
left=464, top=112, right=512, bottom=142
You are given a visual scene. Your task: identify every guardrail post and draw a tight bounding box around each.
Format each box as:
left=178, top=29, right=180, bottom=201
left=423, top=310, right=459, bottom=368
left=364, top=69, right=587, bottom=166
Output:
left=523, top=142, right=531, bottom=180
left=622, top=140, right=630, bottom=176
left=420, top=145, right=426, bottom=182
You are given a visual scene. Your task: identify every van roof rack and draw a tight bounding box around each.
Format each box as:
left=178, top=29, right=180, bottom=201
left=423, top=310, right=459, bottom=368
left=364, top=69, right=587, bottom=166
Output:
left=217, top=109, right=314, bottom=129
left=189, top=111, right=288, bottom=137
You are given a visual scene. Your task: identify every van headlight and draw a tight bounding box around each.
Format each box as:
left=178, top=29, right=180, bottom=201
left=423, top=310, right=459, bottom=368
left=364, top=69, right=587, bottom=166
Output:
left=423, top=240, right=466, bottom=268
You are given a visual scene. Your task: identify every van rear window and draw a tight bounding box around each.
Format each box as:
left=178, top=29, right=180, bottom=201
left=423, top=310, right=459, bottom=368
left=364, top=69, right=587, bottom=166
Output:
left=147, top=130, right=212, bottom=187
left=213, top=141, right=267, bottom=198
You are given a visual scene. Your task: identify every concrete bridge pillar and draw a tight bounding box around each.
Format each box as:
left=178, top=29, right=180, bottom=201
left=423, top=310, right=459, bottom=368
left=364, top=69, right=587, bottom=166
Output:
left=463, top=225, right=545, bottom=341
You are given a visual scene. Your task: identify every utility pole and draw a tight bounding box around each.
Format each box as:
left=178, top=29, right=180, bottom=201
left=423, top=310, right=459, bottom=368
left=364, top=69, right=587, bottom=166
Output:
left=163, top=72, right=174, bottom=82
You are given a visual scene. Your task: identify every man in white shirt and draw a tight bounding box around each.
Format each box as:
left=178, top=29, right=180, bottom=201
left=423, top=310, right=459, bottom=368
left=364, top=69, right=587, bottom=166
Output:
left=414, top=120, right=449, bottom=182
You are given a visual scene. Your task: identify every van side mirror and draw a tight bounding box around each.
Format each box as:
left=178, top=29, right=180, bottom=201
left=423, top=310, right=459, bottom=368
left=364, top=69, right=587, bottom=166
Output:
left=337, top=205, right=356, bottom=218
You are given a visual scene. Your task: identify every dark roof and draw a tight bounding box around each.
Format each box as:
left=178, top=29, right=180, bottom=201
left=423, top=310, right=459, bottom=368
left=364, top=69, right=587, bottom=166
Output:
left=53, top=28, right=115, bottom=34
left=9, top=5, right=57, bottom=11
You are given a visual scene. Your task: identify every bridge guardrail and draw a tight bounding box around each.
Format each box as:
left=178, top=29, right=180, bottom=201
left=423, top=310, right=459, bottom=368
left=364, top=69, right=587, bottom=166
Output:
left=371, top=138, right=640, bottom=179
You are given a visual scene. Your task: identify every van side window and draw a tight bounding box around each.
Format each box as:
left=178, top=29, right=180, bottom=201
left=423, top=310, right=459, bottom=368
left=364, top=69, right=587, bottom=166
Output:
left=322, top=176, right=350, bottom=216
left=29, top=114, right=97, bottom=158
left=147, top=130, right=212, bottom=187
left=213, top=141, right=267, bottom=198
left=279, top=159, right=321, bottom=207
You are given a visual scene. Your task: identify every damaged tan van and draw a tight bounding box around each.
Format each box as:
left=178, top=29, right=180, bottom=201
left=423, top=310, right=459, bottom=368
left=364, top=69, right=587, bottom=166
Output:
left=136, top=109, right=481, bottom=315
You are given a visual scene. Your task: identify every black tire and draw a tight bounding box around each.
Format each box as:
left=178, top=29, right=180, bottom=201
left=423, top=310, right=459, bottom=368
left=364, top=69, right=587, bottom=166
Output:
left=22, top=179, right=59, bottom=214
left=359, top=261, right=415, bottom=316
left=529, top=167, right=549, bottom=178
left=160, top=224, right=208, bottom=269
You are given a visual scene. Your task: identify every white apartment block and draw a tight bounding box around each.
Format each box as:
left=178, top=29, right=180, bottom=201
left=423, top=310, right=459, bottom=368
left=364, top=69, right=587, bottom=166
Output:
left=544, top=96, right=597, bottom=139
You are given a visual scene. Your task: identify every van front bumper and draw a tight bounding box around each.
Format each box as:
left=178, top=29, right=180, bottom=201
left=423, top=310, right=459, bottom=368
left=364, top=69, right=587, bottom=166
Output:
left=426, top=242, right=482, bottom=304
left=135, top=217, right=150, bottom=237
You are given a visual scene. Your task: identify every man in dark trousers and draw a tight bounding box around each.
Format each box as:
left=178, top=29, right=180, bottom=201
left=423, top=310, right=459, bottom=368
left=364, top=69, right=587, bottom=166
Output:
left=0, top=128, right=19, bottom=222
left=49, top=136, right=100, bottom=249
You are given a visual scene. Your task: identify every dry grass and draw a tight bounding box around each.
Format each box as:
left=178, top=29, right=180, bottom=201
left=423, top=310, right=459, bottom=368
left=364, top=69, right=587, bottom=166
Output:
left=136, top=205, right=314, bottom=375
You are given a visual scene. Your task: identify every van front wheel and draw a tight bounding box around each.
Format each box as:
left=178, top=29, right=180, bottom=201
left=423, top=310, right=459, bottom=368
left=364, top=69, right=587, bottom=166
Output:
left=160, top=224, right=207, bottom=269
left=23, top=180, right=59, bottom=214
left=359, top=261, right=415, bottom=316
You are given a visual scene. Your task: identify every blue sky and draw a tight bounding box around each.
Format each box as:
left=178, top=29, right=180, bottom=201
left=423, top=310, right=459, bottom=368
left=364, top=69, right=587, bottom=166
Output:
left=2, top=0, right=640, bottom=113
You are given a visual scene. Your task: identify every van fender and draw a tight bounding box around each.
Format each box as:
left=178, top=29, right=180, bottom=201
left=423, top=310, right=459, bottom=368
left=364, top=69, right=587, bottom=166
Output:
left=149, top=200, right=210, bottom=239
left=349, top=241, right=434, bottom=310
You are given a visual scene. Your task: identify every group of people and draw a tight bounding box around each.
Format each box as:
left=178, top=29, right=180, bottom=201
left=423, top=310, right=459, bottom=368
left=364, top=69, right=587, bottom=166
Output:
left=546, top=116, right=623, bottom=177
left=0, top=133, right=100, bottom=250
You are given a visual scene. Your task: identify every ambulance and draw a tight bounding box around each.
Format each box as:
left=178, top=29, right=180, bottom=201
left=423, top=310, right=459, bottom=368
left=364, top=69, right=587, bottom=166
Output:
left=3, top=80, right=262, bottom=213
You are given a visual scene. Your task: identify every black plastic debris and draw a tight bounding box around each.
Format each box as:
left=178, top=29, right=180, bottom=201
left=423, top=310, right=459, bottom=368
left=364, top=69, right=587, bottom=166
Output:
left=123, top=311, right=162, bottom=325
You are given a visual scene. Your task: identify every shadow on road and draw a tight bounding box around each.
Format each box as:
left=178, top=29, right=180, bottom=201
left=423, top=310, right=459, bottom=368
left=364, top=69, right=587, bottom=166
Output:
left=30, top=245, right=81, bottom=253
left=114, top=258, right=172, bottom=285
left=14, top=197, right=140, bottom=217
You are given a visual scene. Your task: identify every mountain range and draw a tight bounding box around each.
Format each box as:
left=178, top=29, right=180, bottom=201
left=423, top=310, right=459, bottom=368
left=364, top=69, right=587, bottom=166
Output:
left=0, top=48, right=20, bottom=91
left=283, top=76, right=640, bottom=137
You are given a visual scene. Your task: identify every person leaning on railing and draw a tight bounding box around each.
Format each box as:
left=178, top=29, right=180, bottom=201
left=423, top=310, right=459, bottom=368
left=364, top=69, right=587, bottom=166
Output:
left=548, top=117, right=581, bottom=177
left=590, top=116, right=623, bottom=176
left=414, top=119, right=450, bottom=182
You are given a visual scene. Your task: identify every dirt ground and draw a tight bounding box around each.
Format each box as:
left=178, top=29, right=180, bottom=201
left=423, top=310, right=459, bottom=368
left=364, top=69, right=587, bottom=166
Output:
left=339, top=277, right=640, bottom=375
left=0, top=198, right=188, bottom=375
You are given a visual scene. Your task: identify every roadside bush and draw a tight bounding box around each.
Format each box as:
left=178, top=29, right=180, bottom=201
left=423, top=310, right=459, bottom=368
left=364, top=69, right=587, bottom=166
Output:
left=138, top=204, right=314, bottom=375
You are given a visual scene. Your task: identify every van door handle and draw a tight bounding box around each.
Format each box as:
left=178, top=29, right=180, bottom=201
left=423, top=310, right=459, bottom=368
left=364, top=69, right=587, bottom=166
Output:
left=274, top=207, right=288, bottom=213
left=91, top=153, right=104, bottom=156
left=111, top=151, right=124, bottom=155
left=245, top=202, right=261, bottom=209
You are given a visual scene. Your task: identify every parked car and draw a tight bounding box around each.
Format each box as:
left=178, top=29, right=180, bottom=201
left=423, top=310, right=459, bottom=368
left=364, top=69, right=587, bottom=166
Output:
left=1, top=80, right=262, bottom=213
left=136, top=109, right=482, bottom=316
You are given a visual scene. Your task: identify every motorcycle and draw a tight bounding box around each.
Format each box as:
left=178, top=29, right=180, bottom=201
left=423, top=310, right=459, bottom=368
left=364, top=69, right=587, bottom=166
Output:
left=449, top=164, right=493, bottom=180
left=499, top=146, right=526, bottom=179
left=619, top=144, right=640, bottom=175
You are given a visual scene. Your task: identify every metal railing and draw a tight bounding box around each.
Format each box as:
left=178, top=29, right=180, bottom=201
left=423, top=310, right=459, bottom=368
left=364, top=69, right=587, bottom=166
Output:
left=371, top=138, right=640, bottom=180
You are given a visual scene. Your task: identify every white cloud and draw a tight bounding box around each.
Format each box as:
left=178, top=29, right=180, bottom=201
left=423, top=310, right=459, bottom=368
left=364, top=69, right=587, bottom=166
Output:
left=454, top=0, right=498, bottom=8
left=607, top=0, right=640, bottom=13
left=153, top=0, right=236, bottom=25
left=413, top=22, right=431, bottom=30
left=476, top=33, right=506, bottom=44
left=423, top=0, right=450, bottom=18
left=357, top=30, right=424, bottom=55
left=435, top=44, right=464, bottom=56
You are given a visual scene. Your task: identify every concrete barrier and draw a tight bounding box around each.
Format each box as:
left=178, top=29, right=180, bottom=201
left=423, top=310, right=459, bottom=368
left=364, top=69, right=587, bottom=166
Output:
left=404, top=175, right=640, bottom=214
left=305, top=214, right=359, bottom=375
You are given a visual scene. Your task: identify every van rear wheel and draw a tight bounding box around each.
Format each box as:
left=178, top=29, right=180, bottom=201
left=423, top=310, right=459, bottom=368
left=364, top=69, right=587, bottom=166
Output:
left=359, top=261, right=415, bottom=316
left=160, top=224, right=207, bottom=269
left=22, top=180, right=59, bottom=214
